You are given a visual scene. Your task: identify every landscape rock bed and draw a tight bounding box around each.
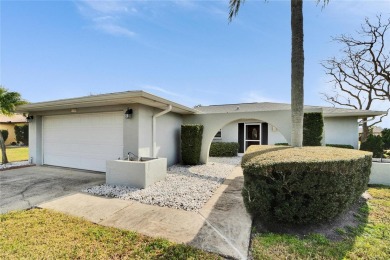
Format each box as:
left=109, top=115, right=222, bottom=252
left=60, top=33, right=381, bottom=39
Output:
left=0, top=161, right=31, bottom=171
left=83, top=157, right=241, bottom=211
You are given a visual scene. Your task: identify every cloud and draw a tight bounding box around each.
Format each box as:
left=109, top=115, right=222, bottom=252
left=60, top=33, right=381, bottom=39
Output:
left=76, top=0, right=136, bottom=38
left=241, top=91, right=285, bottom=103
left=96, top=23, right=135, bottom=37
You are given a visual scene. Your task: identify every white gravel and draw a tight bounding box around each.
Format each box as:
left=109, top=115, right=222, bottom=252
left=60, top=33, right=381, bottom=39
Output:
left=0, top=161, right=31, bottom=170
left=83, top=157, right=241, bottom=211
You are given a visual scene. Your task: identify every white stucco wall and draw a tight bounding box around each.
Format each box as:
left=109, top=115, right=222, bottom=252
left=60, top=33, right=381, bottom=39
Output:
left=184, top=110, right=297, bottom=163
left=156, top=112, right=182, bottom=166
left=137, top=105, right=182, bottom=166
left=213, top=120, right=288, bottom=145
left=268, top=125, right=288, bottom=144
left=28, top=116, right=42, bottom=165
left=324, top=117, right=359, bottom=149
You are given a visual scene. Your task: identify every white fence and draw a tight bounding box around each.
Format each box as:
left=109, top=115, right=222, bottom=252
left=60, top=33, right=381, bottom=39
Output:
left=369, top=160, right=390, bottom=186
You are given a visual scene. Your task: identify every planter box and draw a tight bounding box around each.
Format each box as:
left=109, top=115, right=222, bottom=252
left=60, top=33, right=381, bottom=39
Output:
left=106, top=157, right=167, bottom=189
left=369, top=162, right=390, bottom=186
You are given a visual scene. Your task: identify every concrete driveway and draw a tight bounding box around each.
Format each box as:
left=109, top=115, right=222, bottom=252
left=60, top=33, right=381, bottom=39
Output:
left=0, top=166, right=105, bottom=214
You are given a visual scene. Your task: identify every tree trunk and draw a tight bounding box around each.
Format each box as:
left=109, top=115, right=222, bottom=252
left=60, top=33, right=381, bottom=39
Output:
left=361, top=119, right=369, bottom=143
left=290, top=0, right=304, bottom=147
left=0, top=131, right=8, bottom=164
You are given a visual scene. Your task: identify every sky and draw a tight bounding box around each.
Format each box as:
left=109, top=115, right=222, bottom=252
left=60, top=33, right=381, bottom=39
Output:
left=1, top=0, right=390, bottom=127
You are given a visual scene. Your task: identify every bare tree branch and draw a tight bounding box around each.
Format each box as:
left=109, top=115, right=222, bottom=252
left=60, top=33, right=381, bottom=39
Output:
left=322, top=15, right=390, bottom=142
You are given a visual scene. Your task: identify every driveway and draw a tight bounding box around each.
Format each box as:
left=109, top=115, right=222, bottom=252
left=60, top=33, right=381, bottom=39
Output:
left=0, top=166, right=105, bottom=214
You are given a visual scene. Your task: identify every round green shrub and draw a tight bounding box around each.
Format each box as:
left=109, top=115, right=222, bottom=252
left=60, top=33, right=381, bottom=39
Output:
left=241, top=145, right=372, bottom=224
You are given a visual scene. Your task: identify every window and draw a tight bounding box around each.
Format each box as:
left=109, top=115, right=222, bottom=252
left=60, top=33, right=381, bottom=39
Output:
left=214, top=129, right=222, bottom=139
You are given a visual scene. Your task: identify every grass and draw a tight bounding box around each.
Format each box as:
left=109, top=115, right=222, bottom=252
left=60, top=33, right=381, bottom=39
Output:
left=0, top=209, right=220, bottom=259
left=250, top=185, right=390, bottom=259
left=0, top=146, right=28, bottom=163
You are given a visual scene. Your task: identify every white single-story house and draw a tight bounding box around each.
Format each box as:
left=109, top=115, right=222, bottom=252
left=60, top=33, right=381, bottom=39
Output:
left=16, top=90, right=385, bottom=172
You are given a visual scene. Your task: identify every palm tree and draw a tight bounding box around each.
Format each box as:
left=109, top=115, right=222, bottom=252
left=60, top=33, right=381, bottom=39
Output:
left=0, top=86, right=27, bottom=164
left=229, top=0, right=328, bottom=147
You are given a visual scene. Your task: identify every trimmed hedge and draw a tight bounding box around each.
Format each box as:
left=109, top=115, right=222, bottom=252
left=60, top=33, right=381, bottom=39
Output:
left=241, top=145, right=372, bottom=224
left=274, top=143, right=289, bottom=146
left=303, top=113, right=323, bottom=146
left=326, top=144, right=354, bottom=149
left=181, top=124, right=203, bottom=165
left=0, top=130, right=9, bottom=142
left=209, top=142, right=239, bottom=157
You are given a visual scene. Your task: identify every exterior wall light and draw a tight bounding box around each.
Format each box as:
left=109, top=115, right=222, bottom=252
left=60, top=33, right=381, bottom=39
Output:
left=26, top=115, right=34, bottom=123
left=125, top=108, right=133, bottom=119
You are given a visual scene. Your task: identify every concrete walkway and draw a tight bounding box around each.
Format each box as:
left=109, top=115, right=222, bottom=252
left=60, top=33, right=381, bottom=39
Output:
left=39, top=166, right=252, bottom=259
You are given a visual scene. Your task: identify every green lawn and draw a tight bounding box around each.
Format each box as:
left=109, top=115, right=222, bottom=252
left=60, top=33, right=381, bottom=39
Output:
left=0, top=209, right=220, bottom=259
left=0, top=147, right=28, bottom=162
left=250, top=185, right=390, bottom=259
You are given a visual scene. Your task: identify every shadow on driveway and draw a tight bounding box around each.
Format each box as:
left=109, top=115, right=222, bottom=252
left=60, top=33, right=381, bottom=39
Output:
left=0, top=166, right=105, bottom=214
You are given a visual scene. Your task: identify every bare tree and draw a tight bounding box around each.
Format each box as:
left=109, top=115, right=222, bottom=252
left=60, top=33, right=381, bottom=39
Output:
left=322, top=15, right=390, bottom=142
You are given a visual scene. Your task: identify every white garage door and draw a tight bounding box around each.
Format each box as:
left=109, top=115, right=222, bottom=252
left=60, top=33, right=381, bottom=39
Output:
left=43, top=112, right=124, bottom=172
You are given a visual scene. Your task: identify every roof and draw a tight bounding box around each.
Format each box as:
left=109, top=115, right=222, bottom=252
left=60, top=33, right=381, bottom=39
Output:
left=194, top=102, right=385, bottom=118
left=16, top=91, right=197, bottom=115
left=0, top=114, right=26, bottom=123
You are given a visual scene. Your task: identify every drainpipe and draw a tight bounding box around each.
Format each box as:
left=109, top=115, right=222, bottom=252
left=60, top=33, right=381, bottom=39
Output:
left=152, top=105, right=172, bottom=157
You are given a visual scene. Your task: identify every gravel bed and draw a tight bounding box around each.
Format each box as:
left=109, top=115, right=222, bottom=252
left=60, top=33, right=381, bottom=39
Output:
left=0, top=161, right=31, bottom=170
left=83, top=157, right=241, bottom=211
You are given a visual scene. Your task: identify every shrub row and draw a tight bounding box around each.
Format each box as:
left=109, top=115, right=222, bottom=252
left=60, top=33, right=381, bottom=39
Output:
left=326, top=144, right=354, bottom=149
left=241, top=145, right=372, bottom=224
left=209, top=142, right=239, bottom=157
left=181, top=124, right=203, bottom=165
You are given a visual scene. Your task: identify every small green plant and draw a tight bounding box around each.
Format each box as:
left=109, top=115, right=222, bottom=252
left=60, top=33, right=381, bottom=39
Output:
left=209, top=142, right=238, bottom=157
left=360, top=134, right=384, bottom=158
left=181, top=124, right=203, bottom=165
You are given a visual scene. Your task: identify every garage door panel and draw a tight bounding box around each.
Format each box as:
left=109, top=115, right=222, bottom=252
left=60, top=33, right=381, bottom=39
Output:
left=43, top=112, right=124, bottom=172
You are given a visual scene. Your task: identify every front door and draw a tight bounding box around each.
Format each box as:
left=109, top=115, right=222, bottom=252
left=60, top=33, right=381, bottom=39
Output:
left=244, top=123, right=261, bottom=150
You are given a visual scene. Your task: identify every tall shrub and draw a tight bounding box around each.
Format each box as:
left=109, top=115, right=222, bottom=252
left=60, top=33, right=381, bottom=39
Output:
left=382, top=128, right=390, bottom=150
left=14, top=124, right=28, bottom=145
left=0, top=130, right=8, bottom=142
left=303, top=113, right=323, bottom=146
left=181, top=124, right=203, bottom=165
left=360, top=134, right=384, bottom=158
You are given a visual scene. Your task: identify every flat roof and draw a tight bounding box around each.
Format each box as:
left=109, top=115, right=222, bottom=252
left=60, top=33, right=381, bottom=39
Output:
left=194, top=102, right=386, bottom=118
left=16, top=91, right=198, bottom=115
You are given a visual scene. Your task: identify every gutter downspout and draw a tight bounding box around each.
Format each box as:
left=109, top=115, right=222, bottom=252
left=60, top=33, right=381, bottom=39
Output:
left=152, top=105, right=172, bottom=157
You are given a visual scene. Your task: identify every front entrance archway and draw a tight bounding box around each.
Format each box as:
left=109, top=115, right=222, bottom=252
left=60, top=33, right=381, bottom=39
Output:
left=184, top=110, right=293, bottom=163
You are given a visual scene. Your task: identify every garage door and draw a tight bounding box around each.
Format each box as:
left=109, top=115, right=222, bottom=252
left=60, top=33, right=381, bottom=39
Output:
left=43, top=112, right=124, bottom=172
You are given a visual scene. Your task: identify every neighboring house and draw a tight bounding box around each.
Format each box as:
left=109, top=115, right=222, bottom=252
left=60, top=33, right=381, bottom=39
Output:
left=16, top=91, right=385, bottom=172
left=0, top=114, right=27, bottom=145
left=359, top=126, right=383, bottom=138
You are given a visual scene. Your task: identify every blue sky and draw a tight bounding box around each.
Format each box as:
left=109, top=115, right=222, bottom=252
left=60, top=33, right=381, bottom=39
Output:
left=1, top=0, right=390, bottom=127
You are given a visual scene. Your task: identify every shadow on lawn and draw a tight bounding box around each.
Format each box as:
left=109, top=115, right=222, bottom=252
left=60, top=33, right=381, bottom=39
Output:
left=251, top=191, right=371, bottom=259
